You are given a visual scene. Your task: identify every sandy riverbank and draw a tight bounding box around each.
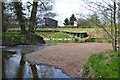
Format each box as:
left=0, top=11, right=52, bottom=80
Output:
left=25, top=43, right=112, bottom=78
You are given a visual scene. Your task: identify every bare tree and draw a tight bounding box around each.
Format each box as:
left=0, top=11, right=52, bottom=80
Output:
left=81, top=0, right=119, bottom=51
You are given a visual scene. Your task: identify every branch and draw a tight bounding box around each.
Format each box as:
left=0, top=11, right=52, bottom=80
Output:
left=81, top=13, right=113, bottom=39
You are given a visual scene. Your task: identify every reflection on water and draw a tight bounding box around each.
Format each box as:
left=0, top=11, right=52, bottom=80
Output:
left=2, top=46, right=69, bottom=79
left=4, top=53, right=21, bottom=78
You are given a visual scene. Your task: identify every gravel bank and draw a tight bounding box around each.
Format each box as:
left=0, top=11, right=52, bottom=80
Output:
left=25, top=43, right=112, bottom=78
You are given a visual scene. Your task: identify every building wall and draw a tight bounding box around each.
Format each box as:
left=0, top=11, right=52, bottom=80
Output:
left=37, top=18, right=58, bottom=28
left=44, top=18, right=58, bottom=28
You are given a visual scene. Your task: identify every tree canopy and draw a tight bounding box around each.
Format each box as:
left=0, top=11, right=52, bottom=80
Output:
left=70, top=14, right=77, bottom=25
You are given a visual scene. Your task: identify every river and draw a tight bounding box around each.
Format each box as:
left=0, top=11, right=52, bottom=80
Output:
left=2, top=44, right=69, bottom=79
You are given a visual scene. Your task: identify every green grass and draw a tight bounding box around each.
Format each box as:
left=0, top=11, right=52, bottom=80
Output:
left=36, top=32, right=74, bottom=38
left=8, top=27, right=112, bottom=43
left=8, top=27, right=111, bottom=38
left=2, top=32, right=28, bottom=44
left=83, top=51, right=119, bottom=78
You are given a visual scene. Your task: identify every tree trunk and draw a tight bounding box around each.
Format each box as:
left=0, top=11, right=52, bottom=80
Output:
left=118, top=1, right=120, bottom=50
left=113, top=0, right=117, bottom=51
left=28, top=2, right=38, bottom=33
left=13, top=2, right=26, bottom=34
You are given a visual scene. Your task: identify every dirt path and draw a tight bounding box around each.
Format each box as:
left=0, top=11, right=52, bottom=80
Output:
left=25, top=43, right=112, bottom=78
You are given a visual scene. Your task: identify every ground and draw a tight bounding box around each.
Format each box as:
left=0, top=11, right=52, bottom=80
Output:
left=25, top=42, right=112, bottom=78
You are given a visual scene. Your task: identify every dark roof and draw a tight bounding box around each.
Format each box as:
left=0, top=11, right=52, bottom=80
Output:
left=43, top=17, right=58, bottom=22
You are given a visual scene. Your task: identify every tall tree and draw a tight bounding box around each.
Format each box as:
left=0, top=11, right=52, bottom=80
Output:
left=37, top=0, right=56, bottom=18
left=13, top=2, right=26, bottom=34
left=117, top=1, right=120, bottom=50
left=70, top=14, right=77, bottom=25
left=28, top=1, right=38, bottom=33
left=63, top=18, right=69, bottom=25
left=2, top=2, right=15, bottom=32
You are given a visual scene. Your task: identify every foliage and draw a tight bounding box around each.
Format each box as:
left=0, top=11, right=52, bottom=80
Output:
left=2, top=2, right=16, bottom=32
left=85, top=37, right=97, bottom=42
left=70, top=14, right=77, bottom=25
left=83, top=51, right=119, bottom=78
left=2, top=32, right=28, bottom=44
left=73, top=37, right=79, bottom=43
left=77, top=18, right=91, bottom=28
left=37, top=0, right=56, bottom=18
left=63, top=18, right=69, bottom=25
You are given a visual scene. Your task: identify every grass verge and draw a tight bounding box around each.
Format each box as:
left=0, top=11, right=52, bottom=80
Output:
left=83, top=51, right=119, bottom=78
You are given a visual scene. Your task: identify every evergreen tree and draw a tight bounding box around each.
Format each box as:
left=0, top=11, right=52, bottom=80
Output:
left=63, top=18, right=69, bottom=25
left=70, top=14, right=77, bottom=25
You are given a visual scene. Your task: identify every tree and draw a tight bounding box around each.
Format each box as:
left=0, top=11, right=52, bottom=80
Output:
left=2, top=2, right=16, bottom=32
left=37, top=0, right=56, bottom=18
left=117, top=1, right=120, bottom=50
left=81, top=0, right=119, bottom=51
left=77, top=18, right=91, bottom=27
left=63, top=18, right=69, bottom=25
left=13, top=2, right=26, bottom=34
left=70, top=14, right=77, bottom=25
left=28, top=1, right=38, bottom=33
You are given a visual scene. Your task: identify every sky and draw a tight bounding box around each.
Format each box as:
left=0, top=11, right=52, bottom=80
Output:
left=4, top=0, right=114, bottom=26
left=20, top=0, right=91, bottom=26
left=53, top=0, right=88, bottom=26
left=53, top=0, right=115, bottom=26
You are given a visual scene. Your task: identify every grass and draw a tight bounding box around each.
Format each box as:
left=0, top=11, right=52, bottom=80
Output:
left=36, top=32, right=74, bottom=38
left=8, top=27, right=112, bottom=43
left=8, top=27, right=96, bottom=32
left=36, top=32, right=80, bottom=43
left=83, top=51, right=119, bottom=78
left=8, top=27, right=111, bottom=38
left=2, top=32, right=28, bottom=44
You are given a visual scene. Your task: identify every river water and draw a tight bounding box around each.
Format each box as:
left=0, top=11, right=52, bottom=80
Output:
left=2, top=44, right=69, bottom=79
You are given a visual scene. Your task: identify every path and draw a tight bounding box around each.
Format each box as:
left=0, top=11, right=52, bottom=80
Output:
left=25, top=43, right=112, bottom=78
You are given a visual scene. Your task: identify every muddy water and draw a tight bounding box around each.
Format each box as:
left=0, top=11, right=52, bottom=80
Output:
left=2, top=45, right=69, bottom=78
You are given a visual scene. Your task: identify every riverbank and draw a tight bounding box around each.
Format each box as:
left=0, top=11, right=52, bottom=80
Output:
left=25, top=43, right=112, bottom=78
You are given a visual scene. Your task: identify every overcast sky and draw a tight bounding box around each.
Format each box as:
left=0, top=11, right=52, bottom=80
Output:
left=21, top=0, right=91, bottom=26
left=5, top=0, right=115, bottom=26
left=53, top=0, right=115, bottom=26
left=54, top=0, right=88, bottom=26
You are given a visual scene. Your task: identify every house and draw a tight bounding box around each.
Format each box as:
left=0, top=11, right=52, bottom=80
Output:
left=37, top=18, right=58, bottom=28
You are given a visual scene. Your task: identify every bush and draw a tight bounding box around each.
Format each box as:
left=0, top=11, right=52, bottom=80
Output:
left=85, top=37, right=96, bottom=42
left=72, top=37, right=79, bottom=43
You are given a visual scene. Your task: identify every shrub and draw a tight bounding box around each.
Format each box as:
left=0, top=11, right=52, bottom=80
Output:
left=85, top=37, right=96, bottom=42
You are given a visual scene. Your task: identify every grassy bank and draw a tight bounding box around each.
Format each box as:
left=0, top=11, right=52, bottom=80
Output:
left=36, top=32, right=74, bottom=38
left=8, top=27, right=111, bottom=41
left=36, top=32, right=80, bottom=43
left=2, top=32, right=46, bottom=45
left=83, top=51, right=119, bottom=78
left=2, top=32, right=28, bottom=45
